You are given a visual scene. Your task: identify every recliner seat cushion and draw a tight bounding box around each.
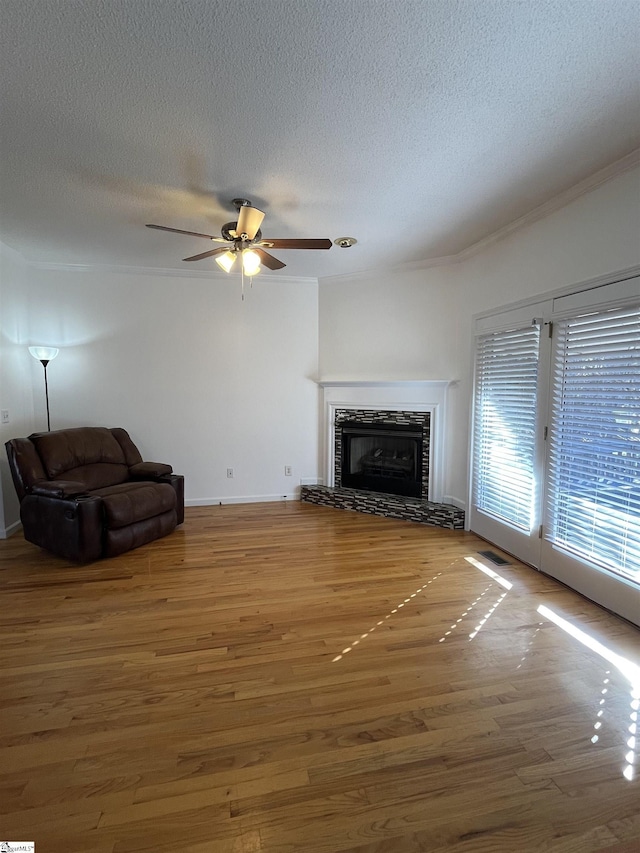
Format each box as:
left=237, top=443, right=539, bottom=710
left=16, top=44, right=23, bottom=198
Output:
left=90, top=481, right=176, bottom=529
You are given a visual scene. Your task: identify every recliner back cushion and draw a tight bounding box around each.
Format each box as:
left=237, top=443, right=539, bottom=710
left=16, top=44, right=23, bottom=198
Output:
left=31, top=427, right=129, bottom=487
left=59, top=462, right=129, bottom=491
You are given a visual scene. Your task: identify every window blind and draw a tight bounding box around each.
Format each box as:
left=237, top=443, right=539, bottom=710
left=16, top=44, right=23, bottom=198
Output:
left=546, top=304, right=640, bottom=583
left=473, top=323, right=540, bottom=530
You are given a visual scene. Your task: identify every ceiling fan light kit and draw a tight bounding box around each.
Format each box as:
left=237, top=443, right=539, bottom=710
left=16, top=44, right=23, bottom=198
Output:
left=241, top=248, right=261, bottom=277
left=146, top=197, right=333, bottom=295
left=215, top=250, right=237, bottom=273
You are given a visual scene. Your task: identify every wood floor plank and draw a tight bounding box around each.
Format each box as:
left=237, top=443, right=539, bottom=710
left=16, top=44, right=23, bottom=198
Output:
left=1, top=501, right=638, bottom=852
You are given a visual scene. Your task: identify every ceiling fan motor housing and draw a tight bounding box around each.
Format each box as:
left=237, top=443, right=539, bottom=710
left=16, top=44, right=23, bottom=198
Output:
left=222, top=221, right=262, bottom=243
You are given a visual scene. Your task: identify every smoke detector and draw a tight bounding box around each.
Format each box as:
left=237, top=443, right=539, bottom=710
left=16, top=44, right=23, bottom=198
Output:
left=334, top=237, right=357, bottom=248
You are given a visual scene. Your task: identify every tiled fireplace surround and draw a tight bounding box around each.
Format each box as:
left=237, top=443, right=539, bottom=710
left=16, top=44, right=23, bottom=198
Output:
left=301, top=381, right=465, bottom=530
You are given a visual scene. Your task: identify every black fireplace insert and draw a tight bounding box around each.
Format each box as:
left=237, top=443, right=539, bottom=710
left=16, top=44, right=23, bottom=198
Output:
left=340, top=421, right=423, bottom=498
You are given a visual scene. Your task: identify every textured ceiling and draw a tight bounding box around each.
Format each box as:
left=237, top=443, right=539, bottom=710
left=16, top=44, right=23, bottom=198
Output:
left=1, top=0, right=639, bottom=280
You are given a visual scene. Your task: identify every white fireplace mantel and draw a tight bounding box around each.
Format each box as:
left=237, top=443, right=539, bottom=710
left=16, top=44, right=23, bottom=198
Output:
left=317, top=380, right=455, bottom=502
left=317, top=380, right=454, bottom=389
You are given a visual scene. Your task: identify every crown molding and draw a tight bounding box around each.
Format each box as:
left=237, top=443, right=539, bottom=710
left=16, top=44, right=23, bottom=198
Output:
left=15, top=148, right=640, bottom=285
left=320, top=147, right=640, bottom=284
left=26, top=260, right=318, bottom=285
left=454, top=147, right=640, bottom=264
left=0, top=239, right=28, bottom=265
left=320, top=252, right=457, bottom=285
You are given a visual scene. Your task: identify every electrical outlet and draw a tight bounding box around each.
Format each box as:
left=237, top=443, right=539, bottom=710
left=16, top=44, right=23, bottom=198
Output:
left=0, top=410, right=8, bottom=424
left=284, top=465, right=292, bottom=476
left=226, top=468, right=234, bottom=478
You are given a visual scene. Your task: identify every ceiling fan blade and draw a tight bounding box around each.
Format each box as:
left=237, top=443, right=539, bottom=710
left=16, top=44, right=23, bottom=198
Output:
left=146, top=223, right=217, bottom=240
left=183, top=247, right=230, bottom=262
left=258, top=238, right=332, bottom=250
left=254, top=248, right=286, bottom=270
left=236, top=205, right=265, bottom=241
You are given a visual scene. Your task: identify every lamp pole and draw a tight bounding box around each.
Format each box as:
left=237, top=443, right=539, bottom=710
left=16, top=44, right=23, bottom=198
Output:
left=41, top=358, right=52, bottom=431
left=28, top=346, right=59, bottom=432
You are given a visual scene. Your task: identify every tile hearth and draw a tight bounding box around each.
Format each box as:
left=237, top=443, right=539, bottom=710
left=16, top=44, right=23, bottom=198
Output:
left=300, top=485, right=465, bottom=530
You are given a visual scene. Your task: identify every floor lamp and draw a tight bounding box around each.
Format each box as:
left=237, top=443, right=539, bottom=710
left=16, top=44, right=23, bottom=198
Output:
left=29, top=346, right=59, bottom=431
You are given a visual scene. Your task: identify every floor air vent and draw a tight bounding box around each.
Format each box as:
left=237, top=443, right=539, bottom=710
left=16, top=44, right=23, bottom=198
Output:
left=478, top=550, right=510, bottom=566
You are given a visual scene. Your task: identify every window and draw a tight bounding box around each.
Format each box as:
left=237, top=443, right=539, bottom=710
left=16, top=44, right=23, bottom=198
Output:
left=472, top=271, right=640, bottom=625
left=472, top=323, right=540, bottom=531
left=546, top=304, right=640, bottom=584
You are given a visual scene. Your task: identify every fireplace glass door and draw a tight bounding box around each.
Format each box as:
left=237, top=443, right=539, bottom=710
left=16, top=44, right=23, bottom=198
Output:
left=341, top=422, right=423, bottom=498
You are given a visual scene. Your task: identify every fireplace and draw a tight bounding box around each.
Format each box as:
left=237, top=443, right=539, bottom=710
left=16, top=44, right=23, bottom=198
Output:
left=300, top=381, right=465, bottom=530
left=335, top=408, right=430, bottom=500
left=341, top=421, right=423, bottom=498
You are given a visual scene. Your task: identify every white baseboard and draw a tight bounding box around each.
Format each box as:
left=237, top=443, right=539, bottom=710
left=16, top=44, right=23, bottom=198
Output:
left=188, top=492, right=463, bottom=509
left=0, top=519, right=22, bottom=539
left=299, top=477, right=321, bottom=486
left=443, top=495, right=467, bottom=510
left=185, top=493, right=298, bottom=507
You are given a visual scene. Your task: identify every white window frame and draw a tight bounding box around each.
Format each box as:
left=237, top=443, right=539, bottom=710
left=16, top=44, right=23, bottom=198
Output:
left=470, top=266, right=640, bottom=626
left=470, top=302, right=551, bottom=567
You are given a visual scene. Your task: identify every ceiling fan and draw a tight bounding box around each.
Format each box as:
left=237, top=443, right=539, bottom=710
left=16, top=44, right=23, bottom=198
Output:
left=146, top=198, right=332, bottom=275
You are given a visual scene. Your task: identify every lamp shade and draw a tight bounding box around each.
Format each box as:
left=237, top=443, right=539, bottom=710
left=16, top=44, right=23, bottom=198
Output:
left=29, top=346, right=59, bottom=432
left=242, top=249, right=261, bottom=277
left=29, top=346, right=59, bottom=362
left=215, top=251, right=237, bottom=273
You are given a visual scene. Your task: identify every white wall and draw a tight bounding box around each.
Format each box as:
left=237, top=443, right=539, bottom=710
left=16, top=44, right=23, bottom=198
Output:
left=0, top=243, right=36, bottom=536
left=318, top=263, right=468, bottom=504
left=1, top=264, right=320, bottom=527
left=319, top=166, right=640, bottom=507
left=2, top=165, right=638, bottom=534
left=318, top=265, right=461, bottom=382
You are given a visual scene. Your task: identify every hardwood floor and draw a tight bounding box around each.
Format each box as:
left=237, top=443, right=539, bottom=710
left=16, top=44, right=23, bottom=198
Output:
left=0, top=501, right=639, bottom=853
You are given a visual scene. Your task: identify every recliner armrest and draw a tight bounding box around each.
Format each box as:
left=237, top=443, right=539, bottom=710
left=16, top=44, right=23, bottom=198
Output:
left=20, top=493, right=103, bottom=562
left=129, top=461, right=173, bottom=479
left=30, top=479, right=88, bottom=499
left=160, top=473, right=184, bottom=526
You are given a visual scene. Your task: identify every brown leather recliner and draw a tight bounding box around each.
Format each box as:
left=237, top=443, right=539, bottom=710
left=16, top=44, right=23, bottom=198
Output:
left=5, top=426, right=184, bottom=562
